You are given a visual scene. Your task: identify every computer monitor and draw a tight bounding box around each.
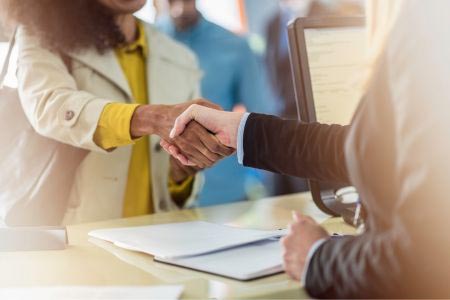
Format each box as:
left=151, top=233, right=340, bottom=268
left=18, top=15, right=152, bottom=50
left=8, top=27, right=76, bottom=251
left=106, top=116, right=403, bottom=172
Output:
left=288, top=16, right=366, bottom=217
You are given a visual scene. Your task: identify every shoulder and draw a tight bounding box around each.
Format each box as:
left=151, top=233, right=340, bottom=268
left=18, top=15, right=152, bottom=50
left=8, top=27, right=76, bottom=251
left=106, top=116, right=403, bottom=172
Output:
left=142, top=22, right=199, bottom=70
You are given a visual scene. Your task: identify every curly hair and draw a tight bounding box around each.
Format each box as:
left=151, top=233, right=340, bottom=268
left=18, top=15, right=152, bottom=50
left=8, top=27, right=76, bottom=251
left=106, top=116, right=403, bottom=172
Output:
left=1, top=0, right=126, bottom=53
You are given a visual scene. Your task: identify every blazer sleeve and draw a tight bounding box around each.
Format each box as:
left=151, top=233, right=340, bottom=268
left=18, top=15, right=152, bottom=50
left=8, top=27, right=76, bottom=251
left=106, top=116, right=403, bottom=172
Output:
left=305, top=228, right=412, bottom=298
left=16, top=27, right=111, bottom=153
left=243, top=113, right=351, bottom=184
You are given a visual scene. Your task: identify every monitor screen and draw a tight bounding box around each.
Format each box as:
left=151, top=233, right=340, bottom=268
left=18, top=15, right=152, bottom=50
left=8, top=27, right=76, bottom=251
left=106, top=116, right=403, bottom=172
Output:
left=304, top=27, right=366, bottom=125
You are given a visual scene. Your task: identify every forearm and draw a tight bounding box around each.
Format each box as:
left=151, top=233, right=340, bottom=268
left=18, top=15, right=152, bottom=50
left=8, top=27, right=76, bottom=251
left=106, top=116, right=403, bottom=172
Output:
left=242, top=114, right=350, bottom=183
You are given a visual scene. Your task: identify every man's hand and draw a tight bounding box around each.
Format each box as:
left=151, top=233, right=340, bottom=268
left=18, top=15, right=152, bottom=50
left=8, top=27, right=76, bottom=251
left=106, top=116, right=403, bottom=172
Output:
left=281, top=212, right=329, bottom=281
left=130, top=99, right=232, bottom=167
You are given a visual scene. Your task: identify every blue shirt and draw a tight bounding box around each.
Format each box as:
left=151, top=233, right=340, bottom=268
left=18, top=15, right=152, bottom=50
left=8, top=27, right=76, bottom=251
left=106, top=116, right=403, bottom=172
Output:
left=157, top=16, right=276, bottom=206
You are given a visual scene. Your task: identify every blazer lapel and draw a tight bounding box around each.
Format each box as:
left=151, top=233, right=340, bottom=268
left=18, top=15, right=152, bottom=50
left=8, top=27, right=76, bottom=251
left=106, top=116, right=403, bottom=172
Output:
left=68, top=48, right=133, bottom=102
left=145, top=25, right=167, bottom=105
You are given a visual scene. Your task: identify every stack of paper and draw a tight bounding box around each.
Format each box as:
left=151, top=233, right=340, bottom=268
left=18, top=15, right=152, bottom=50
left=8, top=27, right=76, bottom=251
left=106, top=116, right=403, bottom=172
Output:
left=89, top=221, right=286, bottom=280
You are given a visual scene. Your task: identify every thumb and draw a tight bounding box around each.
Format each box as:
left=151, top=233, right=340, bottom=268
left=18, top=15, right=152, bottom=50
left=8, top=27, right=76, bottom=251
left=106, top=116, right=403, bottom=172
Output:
left=292, top=211, right=302, bottom=222
left=170, top=105, right=196, bottom=138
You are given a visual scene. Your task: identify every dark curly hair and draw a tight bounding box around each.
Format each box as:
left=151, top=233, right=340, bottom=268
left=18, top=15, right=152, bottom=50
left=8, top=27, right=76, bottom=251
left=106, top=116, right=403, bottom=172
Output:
left=1, top=0, right=126, bottom=53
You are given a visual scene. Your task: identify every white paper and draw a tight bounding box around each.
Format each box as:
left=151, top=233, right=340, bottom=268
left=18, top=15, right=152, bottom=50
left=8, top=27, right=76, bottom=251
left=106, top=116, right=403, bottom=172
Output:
left=156, top=239, right=283, bottom=281
left=0, top=285, right=184, bottom=300
left=89, top=221, right=286, bottom=259
left=304, top=27, right=367, bottom=125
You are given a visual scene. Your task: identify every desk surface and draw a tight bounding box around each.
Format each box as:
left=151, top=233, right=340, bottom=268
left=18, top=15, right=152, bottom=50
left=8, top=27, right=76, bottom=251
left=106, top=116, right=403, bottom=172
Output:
left=0, top=193, right=355, bottom=299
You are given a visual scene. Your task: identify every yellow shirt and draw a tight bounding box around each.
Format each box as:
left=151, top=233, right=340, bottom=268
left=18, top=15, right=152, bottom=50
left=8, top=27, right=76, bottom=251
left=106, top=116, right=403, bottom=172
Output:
left=93, top=21, right=193, bottom=217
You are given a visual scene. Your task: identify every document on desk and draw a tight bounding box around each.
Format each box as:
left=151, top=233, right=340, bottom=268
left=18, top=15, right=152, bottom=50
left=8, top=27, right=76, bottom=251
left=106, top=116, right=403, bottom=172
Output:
left=89, top=221, right=286, bottom=280
left=89, top=221, right=286, bottom=259
left=156, top=239, right=283, bottom=281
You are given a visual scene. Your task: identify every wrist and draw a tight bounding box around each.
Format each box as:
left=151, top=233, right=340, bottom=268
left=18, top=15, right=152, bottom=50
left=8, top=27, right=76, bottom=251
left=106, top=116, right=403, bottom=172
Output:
left=231, top=112, right=246, bottom=148
left=130, top=105, right=172, bottom=139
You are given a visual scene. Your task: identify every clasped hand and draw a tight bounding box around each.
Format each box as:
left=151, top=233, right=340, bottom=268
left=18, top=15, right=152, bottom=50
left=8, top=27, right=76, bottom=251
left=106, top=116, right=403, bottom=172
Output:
left=130, top=99, right=235, bottom=170
left=160, top=102, right=244, bottom=166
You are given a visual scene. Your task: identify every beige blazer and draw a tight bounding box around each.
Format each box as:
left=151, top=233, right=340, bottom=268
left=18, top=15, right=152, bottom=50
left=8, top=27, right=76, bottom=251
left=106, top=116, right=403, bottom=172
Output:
left=16, top=23, right=204, bottom=225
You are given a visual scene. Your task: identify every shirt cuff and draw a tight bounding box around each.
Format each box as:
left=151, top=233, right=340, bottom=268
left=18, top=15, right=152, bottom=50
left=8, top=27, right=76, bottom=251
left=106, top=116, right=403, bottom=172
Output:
left=94, top=103, right=141, bottom=150
left=301, top=238, right=328, bottom=286
left=237, top=113, right=251, bottom=165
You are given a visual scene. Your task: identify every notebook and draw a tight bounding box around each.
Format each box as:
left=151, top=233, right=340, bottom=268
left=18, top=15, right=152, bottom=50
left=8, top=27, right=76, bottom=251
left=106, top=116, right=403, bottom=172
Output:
left=89, top=221, right=286, bottom=280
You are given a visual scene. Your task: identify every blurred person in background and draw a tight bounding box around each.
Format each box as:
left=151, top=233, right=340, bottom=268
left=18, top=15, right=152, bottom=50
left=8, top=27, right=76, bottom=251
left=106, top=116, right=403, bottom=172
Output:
left=265, top=0, right=364, bottom=196
left=156, top=0, right=277, bottom=206
left=1, top=0, right=231, bottom=224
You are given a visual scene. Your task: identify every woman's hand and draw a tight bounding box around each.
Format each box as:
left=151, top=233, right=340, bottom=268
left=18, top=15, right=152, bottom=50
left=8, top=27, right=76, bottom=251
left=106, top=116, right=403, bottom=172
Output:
left=170, top=103, right=244, bottom=148
left=281, top=212, right=329, bottom=281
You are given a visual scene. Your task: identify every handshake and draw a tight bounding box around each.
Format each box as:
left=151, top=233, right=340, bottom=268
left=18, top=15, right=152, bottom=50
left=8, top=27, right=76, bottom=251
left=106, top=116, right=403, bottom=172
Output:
left=130, top=99, right=244, bottom=181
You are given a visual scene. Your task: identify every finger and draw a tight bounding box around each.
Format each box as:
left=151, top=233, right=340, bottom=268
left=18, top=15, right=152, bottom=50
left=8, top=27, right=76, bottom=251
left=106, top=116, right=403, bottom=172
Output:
left=174, top=151, right=194, bottom=167
left=160, top=139, right=175, bottom=151
left=280, top=236, right=289, bottom=251
left=286, top=266, right=299, bottom=281
left=174, top=139, right=213, bottom=168
left=170, top=105, right=197, bottom=139
left=160, top=140, right=172, bottom=154
left=200, top=131, right=235, bottom=157
left=292, top=211, right=301, bottom=222
left=167, top=145, right=189, bottom=165
left=184, top=123, right=222, bottom=162
left=291, top=269, right=301, bottom=281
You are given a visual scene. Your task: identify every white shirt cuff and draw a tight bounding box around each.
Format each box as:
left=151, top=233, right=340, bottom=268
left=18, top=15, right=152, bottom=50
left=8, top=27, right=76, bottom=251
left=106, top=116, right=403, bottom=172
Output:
left=237, top=113, right=250, bottom=165
left=301, top=238, right=327, bottom=286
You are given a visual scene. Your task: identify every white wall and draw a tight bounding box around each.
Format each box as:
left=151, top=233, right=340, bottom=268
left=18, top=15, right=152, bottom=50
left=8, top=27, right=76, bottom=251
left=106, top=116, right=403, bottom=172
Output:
left=197, top=0, right=242, bottom=32
left=136, top=0, right=243, bottom=32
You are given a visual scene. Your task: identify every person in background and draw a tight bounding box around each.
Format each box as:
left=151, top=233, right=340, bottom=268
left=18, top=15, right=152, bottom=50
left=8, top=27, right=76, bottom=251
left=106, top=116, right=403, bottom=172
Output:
left=156, top=0, right=276, bottom=206
left=2, top=0, right=231, bottom=224
left=265, top=0, right=364, bottom=196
